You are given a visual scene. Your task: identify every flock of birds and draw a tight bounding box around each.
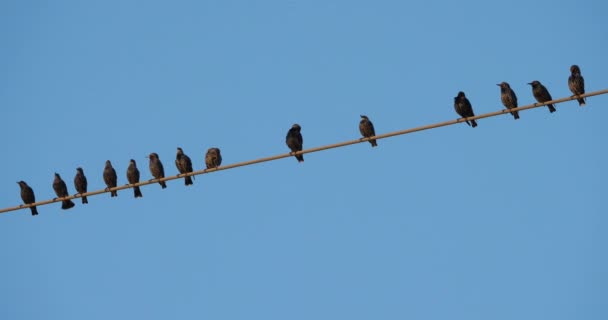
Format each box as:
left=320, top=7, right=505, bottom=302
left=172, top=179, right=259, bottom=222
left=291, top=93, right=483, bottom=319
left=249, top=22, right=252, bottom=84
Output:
left=15, top=65, right=587, bottom=216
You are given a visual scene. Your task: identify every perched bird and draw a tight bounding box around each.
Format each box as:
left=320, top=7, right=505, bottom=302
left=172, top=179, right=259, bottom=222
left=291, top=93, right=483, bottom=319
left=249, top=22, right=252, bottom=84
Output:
left=497, top=82, right=520, bottom=120
left=286, top=124, right=304, bottom=162
left=528, top=81, right=556, bottom=113
left=359, top=115, right=378, bottom=146
left=103, top=160, right=118, bottom=197
left=568, top=65, right=586, bottom=106
left=126, top=159, right=143, bottom=198
left=205, top=148, right=222, bottom=169
left=74, top=167, right=89, bottom=204
left=17, top=181, right=38, bottom=216
left=148, top=152, right=167, bottom=188
left=454, top=91, right=478, bottom=127
left=175, top=147, right=194, bottom=186
left=53, top=173, right=75, bottom=210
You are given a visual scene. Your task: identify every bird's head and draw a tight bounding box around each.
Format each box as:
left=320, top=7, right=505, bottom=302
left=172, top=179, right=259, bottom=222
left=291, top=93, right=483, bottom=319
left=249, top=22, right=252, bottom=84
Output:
left=570, top=65, right=580, bottom=74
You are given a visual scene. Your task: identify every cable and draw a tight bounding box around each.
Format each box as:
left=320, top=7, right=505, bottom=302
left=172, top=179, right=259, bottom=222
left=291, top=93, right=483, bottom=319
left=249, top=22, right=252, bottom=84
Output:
left=3, top=89, right=607, bottom=215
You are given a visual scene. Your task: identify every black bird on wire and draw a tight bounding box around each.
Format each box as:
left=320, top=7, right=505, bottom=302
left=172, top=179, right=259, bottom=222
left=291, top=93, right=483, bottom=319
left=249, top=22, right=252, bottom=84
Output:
left=205, top=148, right=222, bottom=169
left=53, top=173, right=75, bottom=210
left=454, top=91, right=478, bottom=127
left=127, top=159, right=143, bottom=198
left=74, top=167, right=89, bottom=203
left=148, top=152, right=167, bottom=188
left=568, top=65, right=586, bottom=106
left=103, top=160, right=118, bottom=197
left=175, top=147, right=194, bottom=186
left=528, top=80, right=556, bottom=113
left=359, top=115, right=378, bottom=146
left=497, top=82, right=520, bottom=120
left=286, top=124, right=304, bottom=162
left=17, top=181, right=38, bottom=216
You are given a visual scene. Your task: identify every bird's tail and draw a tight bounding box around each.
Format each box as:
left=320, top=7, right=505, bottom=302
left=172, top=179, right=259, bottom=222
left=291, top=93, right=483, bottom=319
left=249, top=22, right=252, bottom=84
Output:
left=512, top=111, right=520, bottom=120
left=82, top=196, right=88, bottom=204
left=184, top=176, right=193, bottom=186
left=160, top=181, right=167, bottom=189
left=548, top=104, right=556, bottom=113
left=471, top=119, right=478, bottom=128
left=577, top=97, right=586, bottom=106
left=30, top=206, right=38, bottom=216
left=370, top=139, right=378, bottom=147
left=62, top=199, right=75, bottom=210
left=111, top=190, right=118, bottom=197
left=134, top=186, right=143, bottom=198
left=295, top=154, right=304, bottom=162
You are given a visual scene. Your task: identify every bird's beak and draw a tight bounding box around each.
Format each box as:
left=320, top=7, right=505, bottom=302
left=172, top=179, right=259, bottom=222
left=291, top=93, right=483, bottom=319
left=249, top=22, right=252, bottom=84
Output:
left=496, top=84, right=501, bottom=86
left=527, top=82, right=532, bottom=85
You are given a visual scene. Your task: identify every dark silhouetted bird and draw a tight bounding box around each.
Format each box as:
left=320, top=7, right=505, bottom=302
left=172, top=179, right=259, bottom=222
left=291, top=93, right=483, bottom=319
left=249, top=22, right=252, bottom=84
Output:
left=568, top=65, right=586, bottom=106
left=454, top=92, right=477, bottom=127
left=74, top=167, right=89, bottom=204
left=103, top=160, right=118, bottom=197
left=497, top=82, right=519, bottom=120
left=528, top=81, right=556, bottom=113
left=175, top=147, right=194, bottom=186
left=286, top=124, right=304, bottom=162
left=127, top=159, right=143, bottom=198
left=53, top=173, right=75, bottom=210
left=359, top=115, right=378, bottom=146
left=205, top=148, right=222, bottom=169
left=148, top=152, right=167, bottom=188
left=17, top=181, right=38, bottom=216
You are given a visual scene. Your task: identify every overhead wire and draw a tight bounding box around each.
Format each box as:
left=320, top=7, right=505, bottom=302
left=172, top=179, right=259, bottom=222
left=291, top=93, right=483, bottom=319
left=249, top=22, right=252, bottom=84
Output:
left=2, top=89, right=607, bottom=215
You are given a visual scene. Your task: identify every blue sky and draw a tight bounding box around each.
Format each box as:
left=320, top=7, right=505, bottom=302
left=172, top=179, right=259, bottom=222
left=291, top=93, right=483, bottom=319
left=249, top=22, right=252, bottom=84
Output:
left=1, top=1, right=607, bottom=319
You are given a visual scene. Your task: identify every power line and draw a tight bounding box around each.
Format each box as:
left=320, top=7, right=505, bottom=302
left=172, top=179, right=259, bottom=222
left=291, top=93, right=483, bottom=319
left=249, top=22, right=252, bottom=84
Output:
left=3, top=89, right=607, bottom=215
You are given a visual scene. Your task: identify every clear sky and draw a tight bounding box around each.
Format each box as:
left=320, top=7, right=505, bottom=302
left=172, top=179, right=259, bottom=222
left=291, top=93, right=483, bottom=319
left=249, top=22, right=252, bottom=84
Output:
left=1, top=1, right=607, bottom=319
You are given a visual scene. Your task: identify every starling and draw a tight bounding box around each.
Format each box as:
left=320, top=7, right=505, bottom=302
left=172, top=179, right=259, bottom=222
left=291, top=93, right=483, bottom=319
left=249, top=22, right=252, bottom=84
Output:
left=497, top=82, right=519, bottom=120
left=454, top=91, right=478, bottom=127
left=205, top=148, right=222, bottom=169
left=74, top=167, right=89, bottom=204
left=17, top=181, right=38, bottom=216
left=286, top=124, right=304, bottom=162
left=528, top=81, right=556, bottom=113
left=127, top=159, right=143, bottom=198
left=175, top=147, right=194, bottom=186
left=103, top=160, right=118, bottom=197
left=53, top=173, right=75, bottom=210
left=568, top=65, right=586, bottom=106
left=359, top=115, right=378, bottom=146
left=148, top=152, right=167, bottom=188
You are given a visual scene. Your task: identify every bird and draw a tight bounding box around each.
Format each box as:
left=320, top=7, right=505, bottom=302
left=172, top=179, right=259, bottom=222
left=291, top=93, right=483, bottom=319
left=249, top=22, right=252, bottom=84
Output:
left=74, top=167, right=89, bottom=204
left=148, top=152, right=167, bottom=188
left=17, top=181, right=38, bottom=216
left=205, top=148, right=222, bottom=169
left=568, top=65, right=586, bottom=106
left=497, top=82, right=519, bottom=119
left=286, top=124, right=304, bottom=162
left=175, top=147, right=194, bottom=186
left=127, top=159, right=143, bottom=198
left=359, top=115, right=378, bottom=146
left=103, top=160, right=118, bottom=197
left=528, top=81, right=556, bottom=113
left=53, top=173, right=75, bottom=210
left=454, top=91, right=478, bottom=127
